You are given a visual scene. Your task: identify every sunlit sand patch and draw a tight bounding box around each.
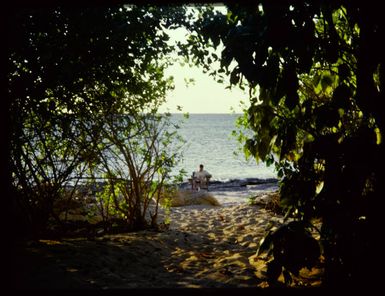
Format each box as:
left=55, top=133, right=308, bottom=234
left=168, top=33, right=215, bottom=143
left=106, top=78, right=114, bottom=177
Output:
left=17, top=187, right=323, bottom=288
left=168, top=190, right=221, bottom=207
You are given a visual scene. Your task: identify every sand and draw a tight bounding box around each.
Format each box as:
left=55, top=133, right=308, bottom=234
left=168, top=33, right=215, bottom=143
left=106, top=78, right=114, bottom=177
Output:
left=11, top=182, right=321, bottom=290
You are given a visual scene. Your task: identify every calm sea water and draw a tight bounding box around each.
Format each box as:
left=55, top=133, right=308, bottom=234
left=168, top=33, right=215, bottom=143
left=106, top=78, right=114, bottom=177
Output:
left=170, top=114, right=277, bottom=181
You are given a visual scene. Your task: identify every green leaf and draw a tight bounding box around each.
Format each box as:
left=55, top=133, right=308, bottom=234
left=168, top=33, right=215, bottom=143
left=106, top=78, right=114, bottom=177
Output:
left=320, top=73, right=334, bottom=91
left=266, top=154, right=274, bottom=167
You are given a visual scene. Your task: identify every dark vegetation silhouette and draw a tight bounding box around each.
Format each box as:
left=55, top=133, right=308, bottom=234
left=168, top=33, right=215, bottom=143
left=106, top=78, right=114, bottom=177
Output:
left=180, top=0, right=384, bottom=288
left=7, top=4, right=189, bottom=239
left=6, top=0, right=384, bottom=289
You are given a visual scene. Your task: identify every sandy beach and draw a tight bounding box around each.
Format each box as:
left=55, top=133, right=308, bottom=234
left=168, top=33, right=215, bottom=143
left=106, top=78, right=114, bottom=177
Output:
left=11, top=180, right=321, bottom=290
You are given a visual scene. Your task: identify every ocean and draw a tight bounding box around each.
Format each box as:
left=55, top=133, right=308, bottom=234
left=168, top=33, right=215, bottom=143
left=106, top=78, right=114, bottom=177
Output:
left=170, top=114, right=277, bottom=181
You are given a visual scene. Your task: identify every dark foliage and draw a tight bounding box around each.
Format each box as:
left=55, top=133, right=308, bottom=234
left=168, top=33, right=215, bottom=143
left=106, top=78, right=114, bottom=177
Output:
left=7, top=3, right=189, bottom=238
left=182, top=0, right=384, bottom=287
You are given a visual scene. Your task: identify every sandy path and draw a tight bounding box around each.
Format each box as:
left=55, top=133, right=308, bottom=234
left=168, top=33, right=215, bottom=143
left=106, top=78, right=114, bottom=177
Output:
left=162, top=203, right=284, bottom=288
left=12, top=198, right=285, bottom=290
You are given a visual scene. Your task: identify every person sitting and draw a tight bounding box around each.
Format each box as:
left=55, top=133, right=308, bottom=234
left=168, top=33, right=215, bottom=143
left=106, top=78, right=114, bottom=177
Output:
left=192, top=164, right=212, bottom=191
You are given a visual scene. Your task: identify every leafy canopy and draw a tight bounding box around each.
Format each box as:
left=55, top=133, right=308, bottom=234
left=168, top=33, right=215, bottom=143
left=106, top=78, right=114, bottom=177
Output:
left=8, top=4, right=191, bottom=235
left=184, top=1, right=384, bottom=287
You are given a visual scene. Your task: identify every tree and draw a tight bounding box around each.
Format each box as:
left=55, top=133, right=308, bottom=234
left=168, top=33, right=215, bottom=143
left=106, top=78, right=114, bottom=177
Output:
left=184, top=1, right=384, bottom=287
left=7, top=4, right=190, bottom=236
left=82, top=102, right=185, bottom=231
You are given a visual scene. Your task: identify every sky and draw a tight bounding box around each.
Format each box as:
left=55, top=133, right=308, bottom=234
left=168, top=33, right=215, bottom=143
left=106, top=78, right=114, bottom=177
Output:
left=158, top=7, right=249, bottom=114
left=160, top=62, right=248, bottom=114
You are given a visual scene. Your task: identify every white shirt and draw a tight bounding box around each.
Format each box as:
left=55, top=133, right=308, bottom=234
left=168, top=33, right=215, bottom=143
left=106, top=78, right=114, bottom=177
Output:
left=195, top=170, right=212, bottom=179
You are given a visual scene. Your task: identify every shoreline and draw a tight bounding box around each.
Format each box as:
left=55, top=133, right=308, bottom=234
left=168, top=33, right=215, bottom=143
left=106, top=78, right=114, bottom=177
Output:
left=68, top=177, right=279, bottom=194
left=179, top=178, right=279, bottom=207
left=180, top=177, right=279, bottom=188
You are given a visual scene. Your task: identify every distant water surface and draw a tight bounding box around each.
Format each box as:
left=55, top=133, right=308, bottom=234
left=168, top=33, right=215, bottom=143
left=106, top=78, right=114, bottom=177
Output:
left=170, top=114, right=277, bottom=181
